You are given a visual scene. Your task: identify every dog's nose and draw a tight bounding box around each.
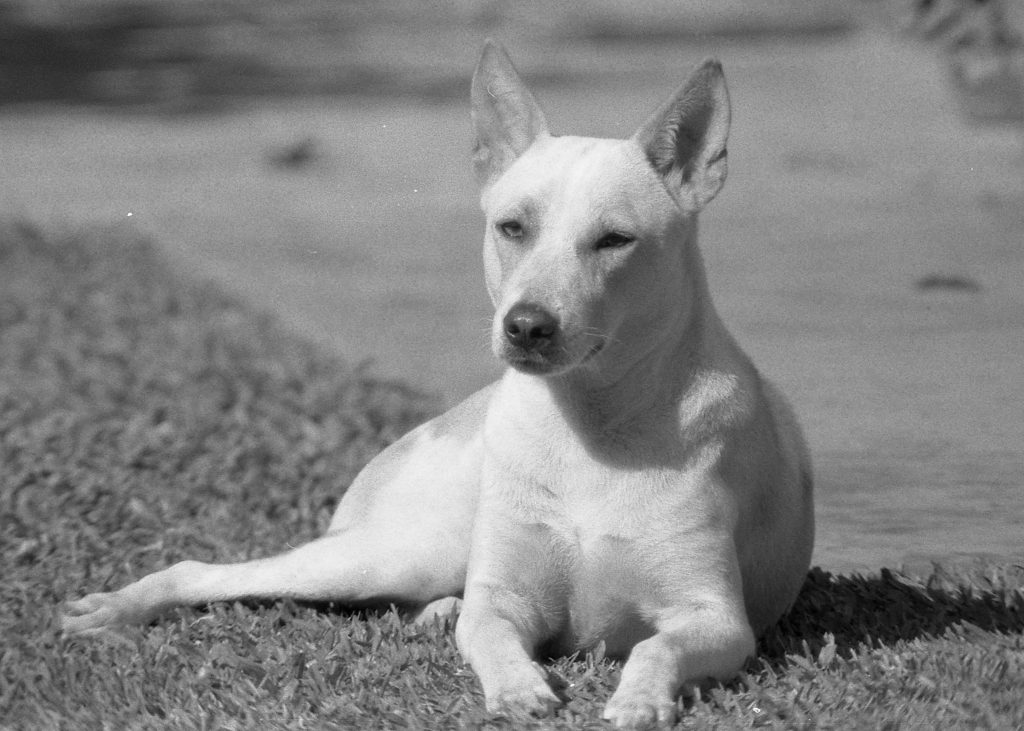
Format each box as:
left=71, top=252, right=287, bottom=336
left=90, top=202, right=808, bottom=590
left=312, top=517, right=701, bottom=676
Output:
left=503, top=303, right=559, bottom=350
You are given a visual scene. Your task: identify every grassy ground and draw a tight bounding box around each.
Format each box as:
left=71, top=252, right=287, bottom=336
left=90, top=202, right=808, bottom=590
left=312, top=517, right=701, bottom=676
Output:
left=2, top=223, right=1024, bottom=728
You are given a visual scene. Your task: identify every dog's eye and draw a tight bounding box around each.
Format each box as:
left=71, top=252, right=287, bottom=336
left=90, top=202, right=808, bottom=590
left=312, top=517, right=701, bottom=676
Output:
left=497, top=221, right=525, bottom=239
left=595, top=232, right=635, bottom=250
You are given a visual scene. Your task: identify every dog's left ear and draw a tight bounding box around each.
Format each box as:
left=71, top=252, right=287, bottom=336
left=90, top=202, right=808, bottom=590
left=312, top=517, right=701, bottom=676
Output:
left=634, top=59, right=731, bottom=211
left=471, top=40, right=549, bottom=188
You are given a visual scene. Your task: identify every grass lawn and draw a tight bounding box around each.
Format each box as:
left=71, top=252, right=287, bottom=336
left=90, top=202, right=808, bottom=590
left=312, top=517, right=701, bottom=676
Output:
left=2, top=221, right=1023, bottom=729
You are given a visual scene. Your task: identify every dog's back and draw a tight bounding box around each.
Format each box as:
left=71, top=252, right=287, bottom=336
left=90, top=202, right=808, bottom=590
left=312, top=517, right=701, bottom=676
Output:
left=733, top=374, right=814, bottom=633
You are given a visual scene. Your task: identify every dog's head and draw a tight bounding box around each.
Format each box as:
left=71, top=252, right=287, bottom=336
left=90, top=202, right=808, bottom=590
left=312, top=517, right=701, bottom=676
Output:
left=471, top=41, right=731, bottom=378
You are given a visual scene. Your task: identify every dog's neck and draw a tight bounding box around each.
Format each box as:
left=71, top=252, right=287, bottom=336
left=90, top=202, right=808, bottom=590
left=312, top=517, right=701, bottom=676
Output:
left=520, top=226, right=733, bottom=443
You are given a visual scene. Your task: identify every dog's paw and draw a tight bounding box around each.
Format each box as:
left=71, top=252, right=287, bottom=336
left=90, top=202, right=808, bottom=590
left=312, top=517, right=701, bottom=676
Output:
left=602, top=692, right=678, bottom=729
left=60, top=592, right=142, bottom=636
left=413, top=596, right=462, bottom=627
left=485, top=663, right=563, bottom=720
left=489, top=684, right=562, bottom=720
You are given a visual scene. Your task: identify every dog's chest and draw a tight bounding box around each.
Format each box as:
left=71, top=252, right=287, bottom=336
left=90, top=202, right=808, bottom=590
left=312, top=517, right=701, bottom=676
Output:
left=490, top=444, right=672, bottom=654
left=483, top=379, right=698, bottom=654
left=556, top=529, right=659, bottom=656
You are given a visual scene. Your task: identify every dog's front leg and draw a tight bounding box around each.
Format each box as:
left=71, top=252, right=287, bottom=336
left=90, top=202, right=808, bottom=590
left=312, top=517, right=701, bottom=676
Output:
left=457, top=585, right=562, bottom=719
left=602, top=547, right=755, bottom=728
left=456, top=518, right=564, bottom=719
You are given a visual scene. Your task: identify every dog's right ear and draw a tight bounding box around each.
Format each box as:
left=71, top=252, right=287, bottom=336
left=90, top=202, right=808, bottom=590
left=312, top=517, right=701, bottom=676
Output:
left=471, top=40, right=548, bottom=188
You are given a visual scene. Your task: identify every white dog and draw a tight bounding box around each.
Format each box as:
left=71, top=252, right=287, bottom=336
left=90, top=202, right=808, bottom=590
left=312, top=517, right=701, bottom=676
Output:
left=63, top=41, right=814, bottom=728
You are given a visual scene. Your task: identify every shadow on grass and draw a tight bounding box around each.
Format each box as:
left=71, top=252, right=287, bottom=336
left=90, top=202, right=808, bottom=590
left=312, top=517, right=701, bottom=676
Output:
left=290, top=562, right=1024, bottom=671
left=761, top=565, right=1024, bottom=664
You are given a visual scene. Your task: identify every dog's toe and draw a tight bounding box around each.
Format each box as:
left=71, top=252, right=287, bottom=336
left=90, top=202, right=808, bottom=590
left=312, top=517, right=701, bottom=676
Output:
left=60, top=593, right=126, bottom=636
left=484, top=662, right=563, bottom=720
left=489, top=684, right=562, bottom=720
left=603, top=696, right=678, bottom=729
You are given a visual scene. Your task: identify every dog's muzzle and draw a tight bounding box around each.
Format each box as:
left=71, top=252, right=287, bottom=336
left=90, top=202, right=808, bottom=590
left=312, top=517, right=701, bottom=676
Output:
left=500, top=302, right=562, bottom=371
left=503, top=302, right=558, bottom=350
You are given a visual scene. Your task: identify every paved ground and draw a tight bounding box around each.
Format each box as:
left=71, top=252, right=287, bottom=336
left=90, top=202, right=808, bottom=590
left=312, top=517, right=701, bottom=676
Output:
left=2, top=16, right=1022, bottom=572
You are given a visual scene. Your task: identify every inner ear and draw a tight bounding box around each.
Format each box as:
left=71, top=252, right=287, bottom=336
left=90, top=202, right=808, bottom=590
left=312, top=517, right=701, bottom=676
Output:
left=675, top=109, right=722, bottom=182
left=634, top=59, right=730, bottom=210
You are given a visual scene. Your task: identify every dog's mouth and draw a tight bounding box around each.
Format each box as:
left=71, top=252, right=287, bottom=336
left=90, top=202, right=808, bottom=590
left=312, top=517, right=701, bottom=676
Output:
left=504, top=353, right=557, bottom=375
left=501, top=340, right=605, bottom=376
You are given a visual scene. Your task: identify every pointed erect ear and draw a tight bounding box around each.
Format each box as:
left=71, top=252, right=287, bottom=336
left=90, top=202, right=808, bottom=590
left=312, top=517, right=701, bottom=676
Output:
left=471, top=40, right=549, bottom=188
left=633, top=59, right=731, bottom=211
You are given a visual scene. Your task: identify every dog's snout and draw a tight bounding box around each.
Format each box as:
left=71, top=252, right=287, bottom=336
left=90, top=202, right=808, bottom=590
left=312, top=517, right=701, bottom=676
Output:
left=503, top=303, right=559, bottom=350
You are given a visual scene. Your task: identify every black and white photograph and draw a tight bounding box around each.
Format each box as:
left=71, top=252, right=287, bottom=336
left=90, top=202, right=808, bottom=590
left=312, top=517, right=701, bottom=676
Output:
left=2, top=1, right=1023, bottom=727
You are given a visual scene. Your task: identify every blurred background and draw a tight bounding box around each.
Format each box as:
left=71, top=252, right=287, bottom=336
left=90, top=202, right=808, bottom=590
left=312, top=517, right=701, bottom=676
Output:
left=1, top=0, right=1022, bottom=571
